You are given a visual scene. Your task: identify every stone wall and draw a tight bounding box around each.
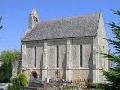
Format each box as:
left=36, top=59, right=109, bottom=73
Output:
left=92, top=14, right=108, bottom=83
left=71, top=38, right=92, bottom=69
left=72, top=69, right=90, bottom=80
left=22, top=37, right=95, bottom=82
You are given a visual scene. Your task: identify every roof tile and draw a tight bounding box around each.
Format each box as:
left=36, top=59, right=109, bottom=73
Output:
left=22, top=13, right=100, bottom=41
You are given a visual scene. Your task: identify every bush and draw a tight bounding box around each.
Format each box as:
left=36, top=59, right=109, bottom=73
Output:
left=18, top=73, right=28, bottom=87
left=8, top=73, right=28, bottom=90
left=91, top=83, right=116, bottom=90
left=0, top=62, right=12, bottom=83
left=0, top=50, right=20, bottom=83
left=9, top=77, right=22, bottom=90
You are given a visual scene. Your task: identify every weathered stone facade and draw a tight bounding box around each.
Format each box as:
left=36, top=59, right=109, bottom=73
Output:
left=21, top=9, right=108, bottom=83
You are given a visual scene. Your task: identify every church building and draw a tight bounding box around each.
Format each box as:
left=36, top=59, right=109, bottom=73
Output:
left=21, top=9, right=109, bottom=83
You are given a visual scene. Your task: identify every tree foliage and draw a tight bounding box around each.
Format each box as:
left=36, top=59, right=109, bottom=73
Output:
left=18, top=73, right=28, bottom=87
left=8, top=77, right=22, bottom=90
left=0, top=50, right=21, bottom=63
left=0, top=62, right=12, bottom=82
left=0, top=50, right=21, bottom=83
left=8, top=73, right=28, bottom=90
left=99, top=10, right=120, bottom=89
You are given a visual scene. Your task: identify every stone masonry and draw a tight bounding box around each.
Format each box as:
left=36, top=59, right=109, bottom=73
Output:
left=21, top=9, right=109, bottom=83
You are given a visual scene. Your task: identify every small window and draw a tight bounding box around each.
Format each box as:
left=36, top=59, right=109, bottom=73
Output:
left=57, top=45, right=59, bottom=68
left=34, top=46, right=37, bottom=67
left=80, top=45, right=83, bottom=67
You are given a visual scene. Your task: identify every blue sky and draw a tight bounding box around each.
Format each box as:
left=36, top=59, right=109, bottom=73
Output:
left=0, top=0, right=120, bottom=51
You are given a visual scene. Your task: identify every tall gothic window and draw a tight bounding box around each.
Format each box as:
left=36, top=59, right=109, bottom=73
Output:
left=80, top=45, right=83, bottom=67
left=34, top=46, right=37, bottom=67
left=57, top=45, right=59, bottom=68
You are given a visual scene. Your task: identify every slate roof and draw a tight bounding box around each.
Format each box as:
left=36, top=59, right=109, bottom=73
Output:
left=22, top=13, right=100, bottom=42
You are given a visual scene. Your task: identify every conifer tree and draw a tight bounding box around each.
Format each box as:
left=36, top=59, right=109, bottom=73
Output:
left=101, top=10, right=120, bottom=89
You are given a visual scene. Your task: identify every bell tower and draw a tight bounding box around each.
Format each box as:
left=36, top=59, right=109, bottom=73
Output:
left=29, top=9, right=39, bottom=29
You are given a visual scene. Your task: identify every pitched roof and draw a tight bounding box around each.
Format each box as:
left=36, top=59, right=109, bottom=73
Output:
left=22, top=13, right=100, bottom=42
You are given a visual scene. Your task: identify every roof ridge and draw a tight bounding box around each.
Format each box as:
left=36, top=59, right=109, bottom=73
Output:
left=38, top=12, right=101, bottom=24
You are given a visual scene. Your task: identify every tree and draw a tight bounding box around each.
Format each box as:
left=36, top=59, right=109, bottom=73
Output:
left=0, top=50, right=20, bottom=63
left=0, top=50, right=21, bottom=83
left=0, top=62, right=12, bottom=83
left=96, top=10, right=120, bottom=90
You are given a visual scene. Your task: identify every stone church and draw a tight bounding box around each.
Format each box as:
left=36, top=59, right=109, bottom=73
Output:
left=21, top=9, right=109, bottom=83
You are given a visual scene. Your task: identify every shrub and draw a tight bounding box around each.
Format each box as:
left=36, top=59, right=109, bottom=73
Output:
left=8, top=73, right=28, bottom=90
left=0, top=62, right=12, bottom=83
left=18, top=73, right=28, bottom=87
left=0, top=50, right=20, bottom=83
left=8, top=78, right=22, bottom=90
